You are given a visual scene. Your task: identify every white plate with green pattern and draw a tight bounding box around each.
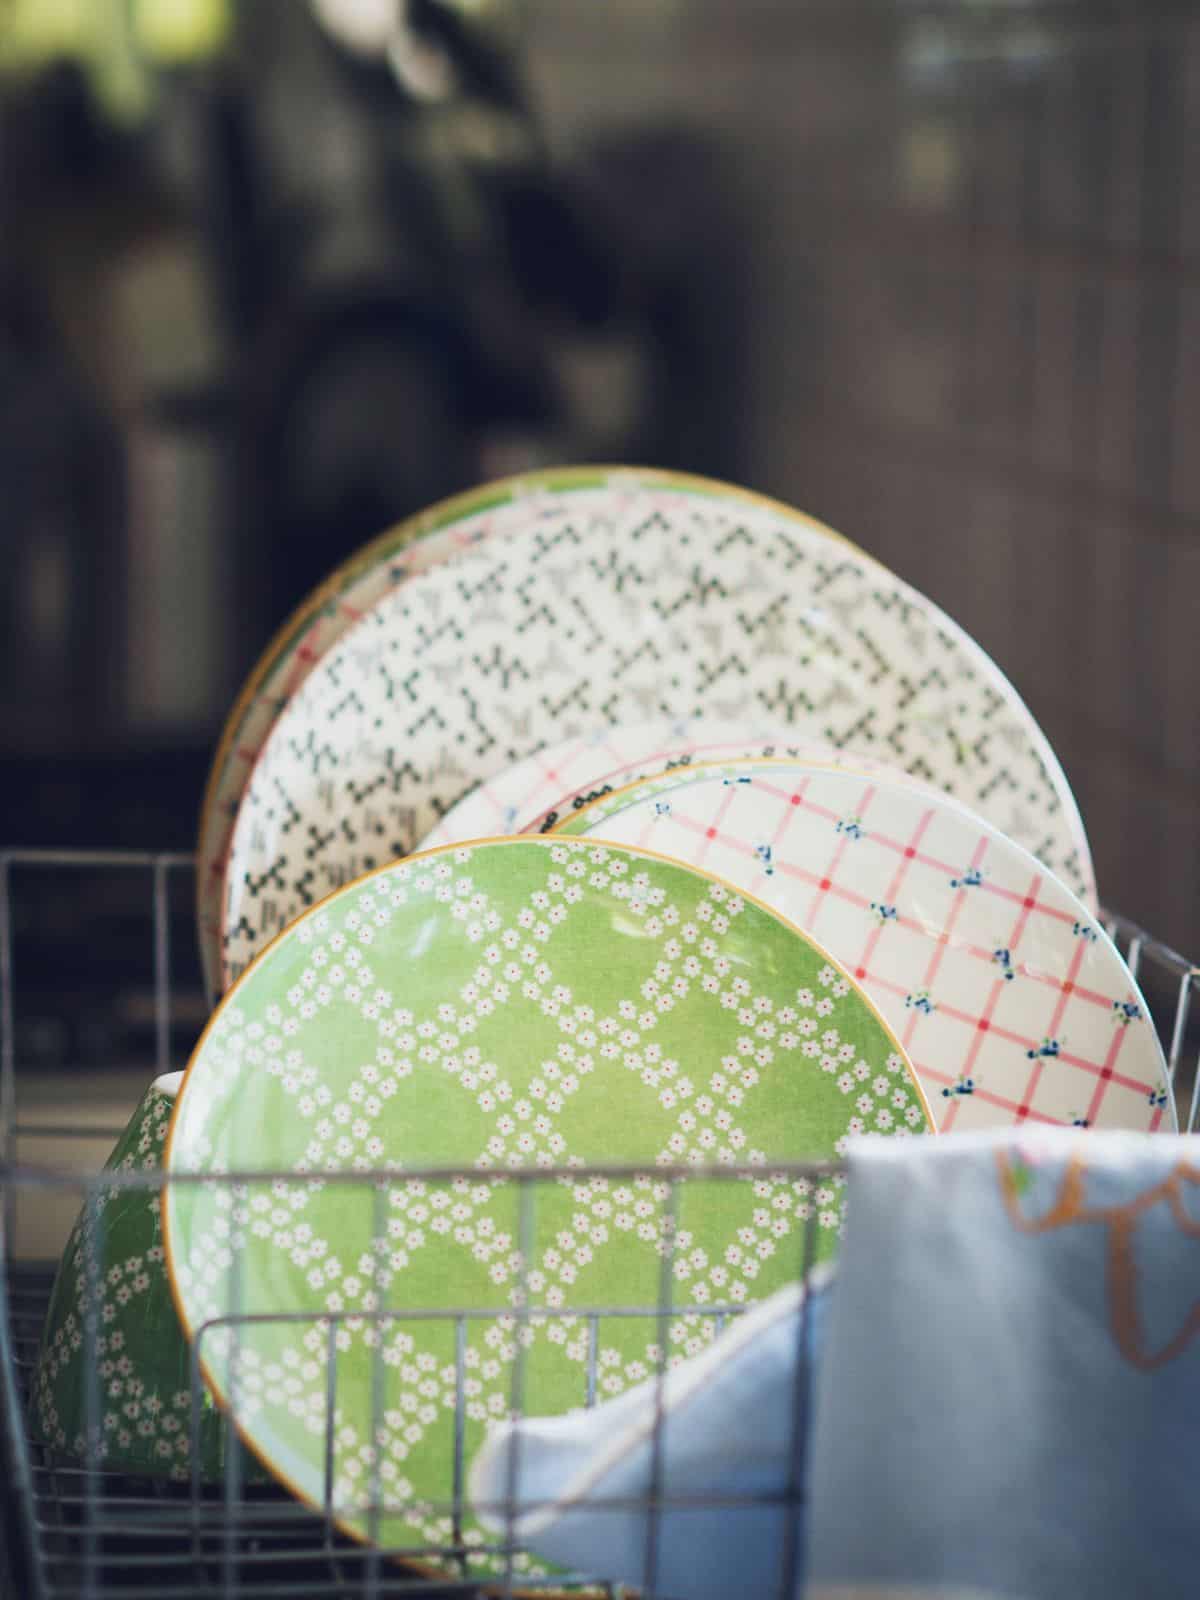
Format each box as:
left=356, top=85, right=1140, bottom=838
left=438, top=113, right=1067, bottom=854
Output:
left=219, top=477, right=1096, bottom=991
left=197, top=466, right=867, bottom=999
left=166, top=837, right=932, bottom=1582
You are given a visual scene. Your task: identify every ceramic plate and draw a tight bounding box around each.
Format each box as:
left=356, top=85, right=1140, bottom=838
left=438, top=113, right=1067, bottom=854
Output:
left=556, top=762, right=1170, bottom=1132
left=220, top=485, right=1094, bottom=987
left=167, top=836, right=931, bottom=1580
left=418, top=718, right=906, bottom=850
left=196, top=468, right=864, bottom=997
left=526, top=729, right=934, bottom=840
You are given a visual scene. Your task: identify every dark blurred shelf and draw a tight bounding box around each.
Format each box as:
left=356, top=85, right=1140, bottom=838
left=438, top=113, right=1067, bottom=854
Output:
left=0, top=747, right=212, bottom=854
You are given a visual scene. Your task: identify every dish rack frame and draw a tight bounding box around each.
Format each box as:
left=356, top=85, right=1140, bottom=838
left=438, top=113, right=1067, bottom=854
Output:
left=0, top=849, right=1196, bottom=1600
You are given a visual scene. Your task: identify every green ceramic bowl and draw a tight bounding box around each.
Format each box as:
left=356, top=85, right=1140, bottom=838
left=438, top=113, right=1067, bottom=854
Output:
left=31, top=1073, right=251, bottom=1481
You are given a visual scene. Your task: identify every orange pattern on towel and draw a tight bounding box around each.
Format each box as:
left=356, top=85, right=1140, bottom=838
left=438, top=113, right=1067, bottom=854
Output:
left=997, top=1150, right=1200, bottom=1372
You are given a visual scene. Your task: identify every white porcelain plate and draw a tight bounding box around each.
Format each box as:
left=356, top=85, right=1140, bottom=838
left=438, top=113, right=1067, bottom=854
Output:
left=419, top=719, right=914, bottom=849
left=556, top=761, right=1170, bottom=1133
left=221, top=482, right=1095, bottom=986
left=200, top=468, right=851, bottom=996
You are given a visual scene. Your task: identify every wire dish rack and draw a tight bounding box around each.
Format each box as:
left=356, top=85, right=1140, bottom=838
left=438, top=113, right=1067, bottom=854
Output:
left=0, top=850, right=1196, bottom=1600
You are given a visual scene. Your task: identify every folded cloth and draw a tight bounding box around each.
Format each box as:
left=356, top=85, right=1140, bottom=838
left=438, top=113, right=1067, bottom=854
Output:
left=468, top=1268, right=832, bottom=1599
left=806, top=1130, right=1200, bottom=1600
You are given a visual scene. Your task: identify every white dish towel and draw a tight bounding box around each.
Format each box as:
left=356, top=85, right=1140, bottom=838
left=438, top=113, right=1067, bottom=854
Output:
left=469, top=1268, right=832, bottom=1598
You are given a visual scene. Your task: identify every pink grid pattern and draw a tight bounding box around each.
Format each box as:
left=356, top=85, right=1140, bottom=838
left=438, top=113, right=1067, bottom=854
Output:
left=433, top=729, right=706, bottom=839
left=520, top=745, right=911, bottom=840
left=424, top=727, right=882, bottom=851
left=561, top=766, right=1168, bottom=1134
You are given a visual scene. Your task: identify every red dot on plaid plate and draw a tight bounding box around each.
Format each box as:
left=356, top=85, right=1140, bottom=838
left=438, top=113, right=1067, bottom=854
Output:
left=820, top=877, right=832, bottom=891
left=706, top=827, right=717, bottom=839
left=1062, top=981, right=1074, bottom=995
left=790, top=793, right=801, bottom=805
left=905, top=847, right=916, bottom=859
left=977, top=1019, right=990, bottom=1032
left=1017, top=1104, right=1030, bottom=1119
left=855, top=966, right=866, bottom=980
left=1101, top=1067, right=1113, bottom=1081
left=1024, top=896, right=1036, bottom=908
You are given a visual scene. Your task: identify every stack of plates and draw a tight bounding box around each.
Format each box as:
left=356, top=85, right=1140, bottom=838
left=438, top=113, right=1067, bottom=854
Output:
left=34, top=467, right=1171, bottom=1587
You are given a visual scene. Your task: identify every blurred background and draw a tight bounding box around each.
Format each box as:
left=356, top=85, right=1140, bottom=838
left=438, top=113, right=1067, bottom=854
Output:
left=0, top=0, right=1197, bottom=1078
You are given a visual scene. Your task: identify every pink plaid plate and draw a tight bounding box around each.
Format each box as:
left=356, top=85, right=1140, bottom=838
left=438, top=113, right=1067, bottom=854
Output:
left=554, top=760, right=1172, bottom=1133
left=419, top=719, right=914, bottom=849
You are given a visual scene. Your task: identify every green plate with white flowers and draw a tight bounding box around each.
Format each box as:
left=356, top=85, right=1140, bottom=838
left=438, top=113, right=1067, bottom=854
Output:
left=165, top=837, right=932, bottom=1583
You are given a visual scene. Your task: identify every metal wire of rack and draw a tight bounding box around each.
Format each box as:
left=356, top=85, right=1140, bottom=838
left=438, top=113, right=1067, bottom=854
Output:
left=0, top=849, right=1196, bottom=1600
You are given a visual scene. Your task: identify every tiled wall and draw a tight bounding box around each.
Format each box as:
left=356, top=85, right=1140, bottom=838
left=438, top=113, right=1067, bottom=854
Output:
left=524, top=0, right=1199, bottom=954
